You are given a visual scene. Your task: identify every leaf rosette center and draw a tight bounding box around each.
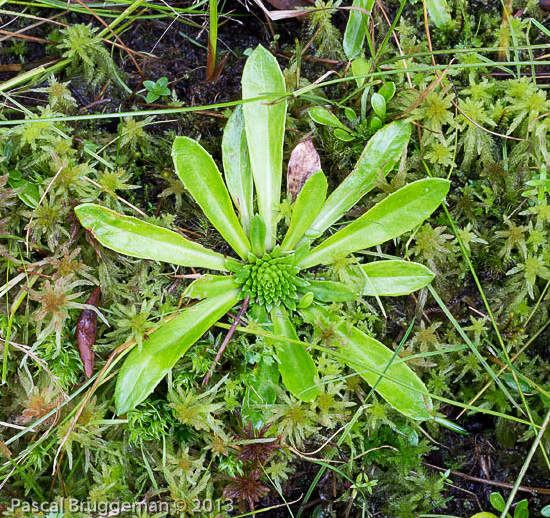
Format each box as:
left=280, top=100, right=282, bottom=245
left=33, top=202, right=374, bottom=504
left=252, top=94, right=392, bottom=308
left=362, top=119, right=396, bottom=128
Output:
left=230, top=247, right=309, bottom=311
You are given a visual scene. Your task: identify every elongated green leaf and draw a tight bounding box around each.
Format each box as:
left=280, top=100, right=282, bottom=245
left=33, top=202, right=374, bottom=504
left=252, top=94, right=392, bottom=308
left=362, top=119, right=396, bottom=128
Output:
left=75, top=204, right=228, bottom=271
left=184, top=275, right=240, bottom=300
left=299, top=178, right=450, bottom=269
left=242, top=45, right=286, bottom=251
left=242, top=355, right=279, bottom=428
left=270, top=306, right=318, bottom=402
left=343, top=0, right=370, bottom=60
left=308, top=106, right=348, bottom=130
left=250, top=214, right=266, bottom=257
left=301, top=306, right=432, bottom=420
left=360, top=260, right=435, bottom=296
left=426, top=0, right=452, bottom=29
left=172, top=137, right=251, bottom=260
left=222, top=105, right=254, bottom=234
left=351, top=57, right=370, bottom=87
left=308, top=280, right=356, bottom=302
left=282, top=171, right=327, bottom=252
left=306, top=120, right=412, bottom=240
left=115, top=290, right=240, bottom=414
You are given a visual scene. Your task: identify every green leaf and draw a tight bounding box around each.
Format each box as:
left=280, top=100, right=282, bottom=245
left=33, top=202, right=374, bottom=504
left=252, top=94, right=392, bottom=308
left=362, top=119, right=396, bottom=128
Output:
left=300, top=306, right=432, bottom=420
left=378, top=81, right=396, bottom=102
left=344, top=107, right=357, bottom=122
left=222, top=105, right=254, bottom=234
left=305, top=120, right=412, bottom=240
left=351, top=57, right=370, bottom=87
left=343, top=0, right=370, bottom=60
left=514, top=500, right=528, bottom=518
left=426, top=0, right=452, bottom=28
left=360, top=260, right=435, bottom=296
left=308, top=106, right=348, bottom=130
left=297, top=292, right=314, bottom=308
left=115, top=290, right=240, bottom=414
left=334, top=128, right=356, bottom=141
left=371, top=93, right=386, bottom=120
left=370, top=116, right=382, bottom=132
left=282, top=171, right=328, bottom=252
left=172, top=136, right=251, bottom=260
left=145, top=91, right=159, bottom=103
left=470, top=514, right=499, bottom=518
left=74, top=204, right=228, bottom=271
left=184, top=275, right=240, bottom=300
left=250, top=214, right=266, bottom=257
left=433, top=416, right=469, bottom=435
left=300, top=178, right=450, bottom=269
left=541, top=505, right=550, bottom=517
left=243, top=355, right=279, bottom=428
left=489, top=493, right=505, bottom=512
left=242, top=45, right=286, bottom=251
left=270, top=306, right=318, bottom=402
left=308, top=280, right=356, bottom=302
left=8, top=177, right=39, bottom=208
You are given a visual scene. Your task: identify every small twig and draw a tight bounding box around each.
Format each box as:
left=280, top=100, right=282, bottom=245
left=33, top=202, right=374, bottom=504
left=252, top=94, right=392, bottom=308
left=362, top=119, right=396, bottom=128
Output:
left=423, top=461, right=550, bottom=495
left=202, top=296, right=250, bottom=387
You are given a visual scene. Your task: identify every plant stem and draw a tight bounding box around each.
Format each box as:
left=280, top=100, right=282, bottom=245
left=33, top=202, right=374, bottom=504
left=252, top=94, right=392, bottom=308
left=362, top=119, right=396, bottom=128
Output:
left=202, top=296, right=250, bottom=387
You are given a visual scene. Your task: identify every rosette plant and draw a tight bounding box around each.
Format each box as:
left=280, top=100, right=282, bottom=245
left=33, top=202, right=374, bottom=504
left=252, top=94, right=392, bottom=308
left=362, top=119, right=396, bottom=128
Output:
left=75, top=45, right=450, bottom=418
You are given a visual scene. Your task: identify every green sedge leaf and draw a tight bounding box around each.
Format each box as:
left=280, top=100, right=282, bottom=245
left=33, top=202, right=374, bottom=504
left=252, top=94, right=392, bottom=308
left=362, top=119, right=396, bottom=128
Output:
left=115, top=290, right=240, bottom=414
left=360, top=260, right=435, bottom=296
left=172, top=137, right=251, bottom=260
left=299, top=178, right=450, bottom=269
left=184, top=275, right=240, bottom=300
left=270, top=306, right=318, bottom=402
left=300, top=305, right=432, bottom=420
left=281, top=170, right=327, bottom=252
left=74, top=204, right=228, bottom=271
left=305, top=120, right=412, bottom=240
left=242, top=45, right=286, bottom=251
left=432, top=416, right=469, bottom=435
left=308, top=280, right=356, bottom=302
left=222, top=105, right=254, bottom=234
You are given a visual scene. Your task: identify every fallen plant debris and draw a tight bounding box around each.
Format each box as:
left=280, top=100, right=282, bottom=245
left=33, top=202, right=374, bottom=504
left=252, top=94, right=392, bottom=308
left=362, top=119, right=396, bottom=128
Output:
left=75, top=286, right=100, bottom=379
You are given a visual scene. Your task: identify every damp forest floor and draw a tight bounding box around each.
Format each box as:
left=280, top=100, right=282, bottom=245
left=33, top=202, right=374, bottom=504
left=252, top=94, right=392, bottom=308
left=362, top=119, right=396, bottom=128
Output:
left=2, top=0, right=550, bottom=517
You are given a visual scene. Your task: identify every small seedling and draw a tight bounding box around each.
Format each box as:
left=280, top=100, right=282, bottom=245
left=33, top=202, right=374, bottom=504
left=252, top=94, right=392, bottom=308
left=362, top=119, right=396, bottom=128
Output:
left=471, top=492, right=531, bottom=518
left=142, top=77, right=171, bottom=103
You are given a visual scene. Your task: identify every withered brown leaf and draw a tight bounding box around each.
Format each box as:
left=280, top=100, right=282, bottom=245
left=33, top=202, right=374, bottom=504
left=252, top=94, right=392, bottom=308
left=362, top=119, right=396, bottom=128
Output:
left=286, top=139, right=321, bottom=201
left=76, top=287, right=100, bottom=379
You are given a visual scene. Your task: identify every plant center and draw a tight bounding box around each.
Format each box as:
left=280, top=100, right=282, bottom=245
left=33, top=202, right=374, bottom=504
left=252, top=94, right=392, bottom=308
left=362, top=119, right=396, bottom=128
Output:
left=233, top=247, right=308, bottom=311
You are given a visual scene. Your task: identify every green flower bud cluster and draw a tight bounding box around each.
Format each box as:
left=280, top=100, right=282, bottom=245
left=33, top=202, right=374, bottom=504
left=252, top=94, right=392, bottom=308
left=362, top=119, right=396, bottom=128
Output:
left=232, top=246, right=309, bottom=310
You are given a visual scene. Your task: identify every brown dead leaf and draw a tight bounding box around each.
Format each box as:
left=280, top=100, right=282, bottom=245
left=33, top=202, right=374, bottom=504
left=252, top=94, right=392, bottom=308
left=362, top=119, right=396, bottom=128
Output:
left=76, top=287, right=100, bottom=379
left=287, top=140, right=322, bottom=201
